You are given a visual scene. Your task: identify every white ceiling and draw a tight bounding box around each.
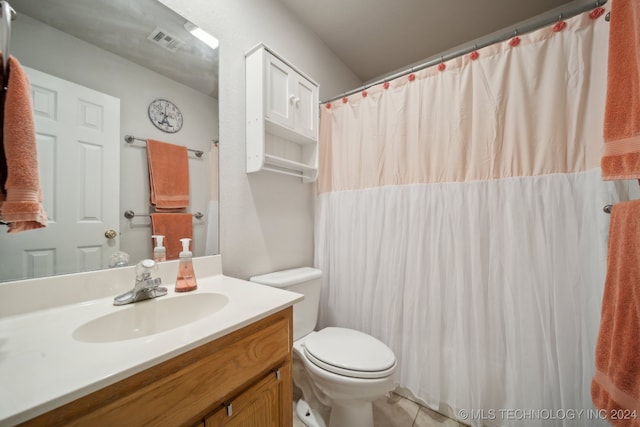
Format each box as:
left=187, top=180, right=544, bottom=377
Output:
left=277, top=0, right=594, bottom=82
left=10, top=0, right=219, bottom=98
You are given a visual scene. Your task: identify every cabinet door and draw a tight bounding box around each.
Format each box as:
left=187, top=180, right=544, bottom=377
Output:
left=294, top=76, right=318, bottom=140
left=265, top=53, right=295, bottom=130
left=205, top=370, right=283, bottom=427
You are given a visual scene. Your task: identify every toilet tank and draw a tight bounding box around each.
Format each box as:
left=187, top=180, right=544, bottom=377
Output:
left=250, top=267, right=322, bottom=341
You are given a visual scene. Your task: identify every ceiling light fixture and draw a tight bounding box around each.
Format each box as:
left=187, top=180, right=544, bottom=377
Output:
left=184, top=22, right=219, bottom=50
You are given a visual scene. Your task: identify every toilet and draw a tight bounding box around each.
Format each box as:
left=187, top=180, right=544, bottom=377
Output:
left=250, top=267, right=397, bottom=427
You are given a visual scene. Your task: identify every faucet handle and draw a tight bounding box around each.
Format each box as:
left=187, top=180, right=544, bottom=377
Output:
left=136, top=259, right=157, bottom=279
left=142, top=259, right=155, bottom=267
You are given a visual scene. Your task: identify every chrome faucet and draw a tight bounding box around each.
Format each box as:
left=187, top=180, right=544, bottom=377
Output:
left=113, top=259, right=167, bottom=306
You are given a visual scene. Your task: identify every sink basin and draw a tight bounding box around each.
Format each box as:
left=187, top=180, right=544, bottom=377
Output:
left=73, top=293, right=229, bottom=343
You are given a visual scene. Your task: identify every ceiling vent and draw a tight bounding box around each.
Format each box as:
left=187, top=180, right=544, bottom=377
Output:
left=147, top=27, right=184, bottom=52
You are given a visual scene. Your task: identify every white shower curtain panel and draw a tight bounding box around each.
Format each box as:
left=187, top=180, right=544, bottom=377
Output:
left=315, top=9, right=624, bottom=427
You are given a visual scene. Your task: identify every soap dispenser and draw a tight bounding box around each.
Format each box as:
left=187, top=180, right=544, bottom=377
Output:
left=175, top=238, right=197, bottom=292
left=152, top=235, right=166, bottom=262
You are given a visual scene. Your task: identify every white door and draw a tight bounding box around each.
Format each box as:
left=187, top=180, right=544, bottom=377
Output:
left=0, top=67, right=120, bottom=281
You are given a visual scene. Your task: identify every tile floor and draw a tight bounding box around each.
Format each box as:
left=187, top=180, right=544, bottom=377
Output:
left=292, top=392, right=467, bottom=427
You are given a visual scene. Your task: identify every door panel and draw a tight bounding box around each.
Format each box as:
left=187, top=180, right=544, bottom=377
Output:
left=294, top=77, right=317, bottom=139
left=265, top=53, right=294, bottom=129
left=205, top=371, right=282, bottom=427
left=0, top=67, right=120, bottom=281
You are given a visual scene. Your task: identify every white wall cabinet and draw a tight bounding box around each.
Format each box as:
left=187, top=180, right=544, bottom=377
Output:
left=246, top=43, right=319, bottom=182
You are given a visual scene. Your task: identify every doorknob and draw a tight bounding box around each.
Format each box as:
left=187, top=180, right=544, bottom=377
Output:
left=104, top=229, right=117, bottom=239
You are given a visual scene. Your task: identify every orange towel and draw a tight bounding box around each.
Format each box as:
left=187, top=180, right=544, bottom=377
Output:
left=601, top=0, right=640, bottom=180
left=591, top=200, right=640, bottom=426
left=150, top=213, right=193, bottom=260
left=0, top=55, right=48, bottom=232
left=147, top=139, right=189, bottom=210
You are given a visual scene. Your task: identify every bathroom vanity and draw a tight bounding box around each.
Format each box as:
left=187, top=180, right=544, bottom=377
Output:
left=0, top=255, right=302, bottom=426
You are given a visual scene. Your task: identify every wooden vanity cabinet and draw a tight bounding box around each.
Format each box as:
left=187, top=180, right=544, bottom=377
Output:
left=20, top=308, right=293, bottom=427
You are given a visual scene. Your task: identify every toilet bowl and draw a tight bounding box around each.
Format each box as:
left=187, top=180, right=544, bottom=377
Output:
left=250, top=268, right=397, bottom=427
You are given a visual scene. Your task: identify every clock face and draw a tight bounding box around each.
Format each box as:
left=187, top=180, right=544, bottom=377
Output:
left=148, top=99, right=183, bottom=133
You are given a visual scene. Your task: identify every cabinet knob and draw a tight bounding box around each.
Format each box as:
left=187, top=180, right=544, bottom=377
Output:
left=289, top=95, right=301, bottom=107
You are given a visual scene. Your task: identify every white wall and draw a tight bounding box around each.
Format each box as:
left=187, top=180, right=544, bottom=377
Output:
left=160, top=0, right=361, bottom=279
left=11, top=15, right=219, bottom=263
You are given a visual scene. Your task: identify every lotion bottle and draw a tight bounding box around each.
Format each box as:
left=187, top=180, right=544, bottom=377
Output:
left=152, top=235, right=166, bottom=262
left=175, top=238, right=197, bottom=292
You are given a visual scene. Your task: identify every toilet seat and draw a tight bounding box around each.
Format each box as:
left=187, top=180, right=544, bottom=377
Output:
left=303, top=327, right=396, bottom=379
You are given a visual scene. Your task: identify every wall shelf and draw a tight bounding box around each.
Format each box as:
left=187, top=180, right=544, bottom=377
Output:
left=245, top=43, right=319, bottom=183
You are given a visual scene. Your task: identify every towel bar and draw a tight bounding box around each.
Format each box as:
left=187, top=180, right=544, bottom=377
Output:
left=124, top=210, right=204, bottom=220
left=603, top=204, right=613, bottom=214
left=1, top=1, right=17, bottom=89
left=124, top=135, right=208, bottom=158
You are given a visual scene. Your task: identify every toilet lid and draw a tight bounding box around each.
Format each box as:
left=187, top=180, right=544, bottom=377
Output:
left=303, top=327, right=396, bottom=379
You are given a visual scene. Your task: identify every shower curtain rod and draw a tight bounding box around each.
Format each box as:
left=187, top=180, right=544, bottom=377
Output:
left=322, top=0, right=608, bottom=104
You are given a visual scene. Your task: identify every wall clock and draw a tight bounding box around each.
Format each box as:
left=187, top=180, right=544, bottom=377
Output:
left=148, top=99, right=183, bottom=133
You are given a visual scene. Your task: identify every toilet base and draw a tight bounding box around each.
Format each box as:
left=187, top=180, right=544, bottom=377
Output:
left=296, top=399, right=326, bottom=427
left=329, top=401, right=374, bottom=427
left=292, top=333, right=395, bottom=427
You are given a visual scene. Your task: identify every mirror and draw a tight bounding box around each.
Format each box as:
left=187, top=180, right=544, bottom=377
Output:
left=0, top=0, right=219, bottom=282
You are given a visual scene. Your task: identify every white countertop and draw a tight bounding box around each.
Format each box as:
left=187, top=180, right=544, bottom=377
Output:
left=0, top=255, right=302, bottom=426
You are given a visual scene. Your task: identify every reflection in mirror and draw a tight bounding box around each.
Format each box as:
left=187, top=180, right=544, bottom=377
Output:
left=0, top=0, right=219, bottom=282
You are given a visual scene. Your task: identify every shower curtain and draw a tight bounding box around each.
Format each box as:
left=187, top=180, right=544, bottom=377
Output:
left=315, top=9, right=629, bottom=427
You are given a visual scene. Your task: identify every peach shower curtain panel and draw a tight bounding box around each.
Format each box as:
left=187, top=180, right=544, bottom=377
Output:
left=318, top=17, right=606, bottom=192
left=316, top=8, right=620, bottom=427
